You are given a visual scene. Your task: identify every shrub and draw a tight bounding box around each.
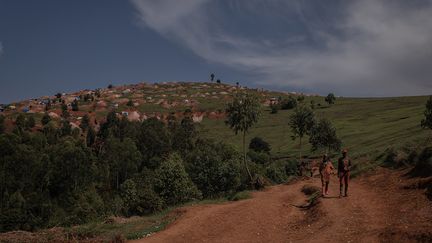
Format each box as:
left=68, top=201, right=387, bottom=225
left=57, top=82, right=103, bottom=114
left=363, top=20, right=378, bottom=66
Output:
left=410, top=147, right=432, bottom=177
left=185, top=140, right=242, bottom=198
left=280, top=97, right=297, bottom=110
left=265, top=163, right=288, bottom=184
left=247, top=150, right=270, bottom=165
left=249, top=137, right=271, bottom=154
left=155, top=153, right=202, bottom=205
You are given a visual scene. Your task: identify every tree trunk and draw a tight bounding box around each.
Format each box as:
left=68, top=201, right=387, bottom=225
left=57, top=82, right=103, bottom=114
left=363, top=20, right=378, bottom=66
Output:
left=243, top=131, right=253, bottom=182
left=299, top=137, right=302, bottom=163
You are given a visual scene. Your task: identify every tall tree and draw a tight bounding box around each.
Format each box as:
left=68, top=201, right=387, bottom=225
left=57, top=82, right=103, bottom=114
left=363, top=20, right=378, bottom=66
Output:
left=225, top=92, right=261, bottom=181
left=289, top=106, right=315, bottom=163
left=210, top=73, right=215, bottom=82
left=80, top=114, right=90, bottom=132
left=325, top=93, right=336, bottom=105
left=309, top=118, right=341, bottom=153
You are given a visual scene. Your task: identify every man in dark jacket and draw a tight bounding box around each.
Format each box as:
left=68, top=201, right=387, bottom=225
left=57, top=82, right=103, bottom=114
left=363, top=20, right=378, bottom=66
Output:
left=338, top=149, right=352, bottom=197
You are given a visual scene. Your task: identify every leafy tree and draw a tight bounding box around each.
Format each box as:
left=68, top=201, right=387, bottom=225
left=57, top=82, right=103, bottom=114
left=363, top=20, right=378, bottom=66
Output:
left=155, top=153, right=201, bottom=205
left=270, top=103, right=279, bottom=114
left=61, top=104, right=69, bottom=119
left=216, top=79, right=221, bottom=84
left=137, top=118, right=171, bottom=169
left=126, top=100, right=134, bottom=107
left=249, top=137, right=271, bottom=154
left=41, top=112, right=51, bottom=126
left=297, top=95, right=305, bottom=102
left=86, top=126, right=96, bottom=147
left=26, top=115, right=35, bottom=130
left=210, top=73, right=215, bottom=82
left=185, top=140, right=241, bottom=197
left=225, top=93, right=261, bottom=181
left=15, top=114, right=26, bottom=131
left=71, top=100, right=79, bottom=111
left=45, top=100, right=51, bottom=111
left=60, top=120, right=72, bottom=136
left=289, top=106, right=315, bottom=162
left=55, top=93, right=62, bottom=99
left=421, top=96, right=432, bottom=132
left=80, top=114, right=90, bottom=132
left=108, top=84, right=114, bottom=89
left=325, top=93, right=336, bottom=105
left=309, top=118, right=341, bottom=153
left=102, top=138, right=141, bottom=189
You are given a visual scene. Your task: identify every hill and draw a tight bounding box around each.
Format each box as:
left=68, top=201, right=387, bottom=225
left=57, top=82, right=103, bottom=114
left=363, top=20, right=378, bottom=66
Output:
left=0, top=81, right=430, bottom=174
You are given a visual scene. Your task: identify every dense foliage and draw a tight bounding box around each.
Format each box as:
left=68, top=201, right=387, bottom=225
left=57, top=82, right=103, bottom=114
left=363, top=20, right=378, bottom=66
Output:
left=0, top=112, right=253, bottom=232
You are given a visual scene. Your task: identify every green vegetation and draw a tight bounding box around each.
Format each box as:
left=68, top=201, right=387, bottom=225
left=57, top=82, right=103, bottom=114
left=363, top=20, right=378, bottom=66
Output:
left=225, top=93, right=261, bottom=182
left=200, top=96, right=431, bottom=162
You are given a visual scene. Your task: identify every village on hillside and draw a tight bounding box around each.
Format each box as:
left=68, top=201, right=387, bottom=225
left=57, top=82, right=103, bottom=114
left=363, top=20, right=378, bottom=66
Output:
left=0, top=81, right=318, bottom=133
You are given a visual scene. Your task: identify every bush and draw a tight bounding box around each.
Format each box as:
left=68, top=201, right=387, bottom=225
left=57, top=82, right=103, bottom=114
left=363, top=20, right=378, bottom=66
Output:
left=249, top=137, right=271, bottom=153
left=120, top=178, right=163, bottom=216
left=410, top=147, right=432, bottom=177
left=265, top=163, right=288, bottom=184
left=185, top=140, right=242, bottom=198
left=247, top=150, right=270, bottom=165
left=280, top=97, right=297, bottom=110
left=155, top=153, right=202, bottom=205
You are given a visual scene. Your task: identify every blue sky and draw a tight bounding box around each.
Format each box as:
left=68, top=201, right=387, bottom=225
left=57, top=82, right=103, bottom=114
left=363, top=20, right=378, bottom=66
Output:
left=1, top=0, right=432, bottom=103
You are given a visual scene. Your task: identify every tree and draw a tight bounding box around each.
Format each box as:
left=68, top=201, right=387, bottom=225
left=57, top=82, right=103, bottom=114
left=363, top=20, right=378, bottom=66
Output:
left=102, top=138, right=141, bottom=189
left=309, top=118, right=341, bottom=153
left=41, top=112, right=51, bottom=126
left=61, top=104, right=69, bottom=119
left=126, top=100, right=134, bottom=107
left=155, top=153, right=201, bottom=205
left=185, top=140, right=241, bottom=197
left=45, top=100, right=51, bottom=111
left=60, top=120, right=72, bottom=136
left=71, top=100, right=79, bottom=111
left=15, top=114, right=26, bottom=131
left=289, top=106, right=315, bottom=163
left=108, top=84, right=114, bottom=89
left=80, top=114, right=90, bottom=132
left=86, top=126, right=96, bottom=147
left=26, top=115, right=35, bottom=130
left=216, top=79, right=221, bottom=84
left=210, top=73, right=215, bottom=82
left=249, top=137, right=271, bottom=154
left=280, top=96, right=297, bottom=110
left=225, top=93, right=261, bottom=181
left=421, top=96, right=432, bottom=132
left=325, top=93, right=336, bottom=105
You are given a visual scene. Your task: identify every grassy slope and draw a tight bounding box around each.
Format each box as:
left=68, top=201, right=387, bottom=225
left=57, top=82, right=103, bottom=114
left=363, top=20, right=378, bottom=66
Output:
left=199, top=95, right=430, bottom=164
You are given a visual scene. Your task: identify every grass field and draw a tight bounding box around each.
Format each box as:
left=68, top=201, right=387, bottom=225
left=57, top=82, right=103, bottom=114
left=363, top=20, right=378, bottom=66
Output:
left=198, top=95, right=431, bottom=166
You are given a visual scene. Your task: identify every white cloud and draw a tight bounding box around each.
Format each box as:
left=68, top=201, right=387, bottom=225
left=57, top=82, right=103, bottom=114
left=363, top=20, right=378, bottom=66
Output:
left=131, top=0, right=432, bottom=96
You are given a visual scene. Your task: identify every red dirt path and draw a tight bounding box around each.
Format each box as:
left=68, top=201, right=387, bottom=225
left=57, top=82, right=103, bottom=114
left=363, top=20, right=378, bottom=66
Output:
left=131, top=168, right=432, bottom=243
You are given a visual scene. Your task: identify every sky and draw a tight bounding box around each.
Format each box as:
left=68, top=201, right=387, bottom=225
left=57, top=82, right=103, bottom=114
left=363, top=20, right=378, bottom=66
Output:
left=1, top=0, right=432, bottom=103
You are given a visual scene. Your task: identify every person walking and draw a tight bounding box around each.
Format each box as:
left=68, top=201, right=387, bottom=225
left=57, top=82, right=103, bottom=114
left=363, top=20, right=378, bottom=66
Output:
left=338, top=149, right=352, bottom=197
left=320, top=154, right=334, bottom=196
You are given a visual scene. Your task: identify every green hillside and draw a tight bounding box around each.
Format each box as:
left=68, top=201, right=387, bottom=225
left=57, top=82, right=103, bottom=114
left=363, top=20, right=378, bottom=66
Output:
left=199, top=95, right=430, bottom=164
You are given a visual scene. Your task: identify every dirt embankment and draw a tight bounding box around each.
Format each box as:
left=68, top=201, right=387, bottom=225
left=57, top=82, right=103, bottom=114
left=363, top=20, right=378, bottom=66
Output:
left=131, top=168, right=432, bottom=243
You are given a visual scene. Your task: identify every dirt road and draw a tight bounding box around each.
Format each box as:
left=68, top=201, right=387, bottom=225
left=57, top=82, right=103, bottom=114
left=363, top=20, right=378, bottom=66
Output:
left=131, top=168, right=432, bottom=243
